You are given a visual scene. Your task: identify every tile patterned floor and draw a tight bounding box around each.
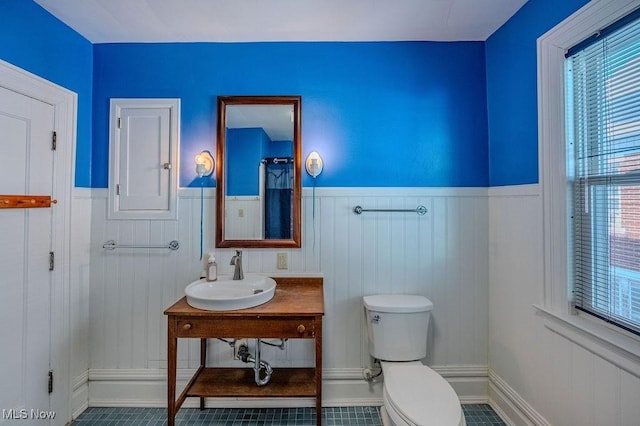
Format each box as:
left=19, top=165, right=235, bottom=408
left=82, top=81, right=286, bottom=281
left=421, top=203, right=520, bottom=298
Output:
left=72, top=404, right=505, bottom=425
left=462, top=404, right=506, bottom=425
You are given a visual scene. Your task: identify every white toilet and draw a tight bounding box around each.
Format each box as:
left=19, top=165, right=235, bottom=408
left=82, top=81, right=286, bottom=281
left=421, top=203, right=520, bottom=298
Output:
left=363, top=294, right=466, bottom=426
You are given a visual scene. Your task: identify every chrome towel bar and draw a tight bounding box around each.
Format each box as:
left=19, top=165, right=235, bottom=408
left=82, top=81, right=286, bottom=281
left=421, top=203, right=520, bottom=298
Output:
left=103, top=240, right=180, bottom=251
left=352, top=205, right=427, bottom=216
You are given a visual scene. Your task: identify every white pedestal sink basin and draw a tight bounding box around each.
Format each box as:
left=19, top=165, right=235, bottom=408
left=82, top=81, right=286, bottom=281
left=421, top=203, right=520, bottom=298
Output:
left=185, top=275, right=276, bottom=311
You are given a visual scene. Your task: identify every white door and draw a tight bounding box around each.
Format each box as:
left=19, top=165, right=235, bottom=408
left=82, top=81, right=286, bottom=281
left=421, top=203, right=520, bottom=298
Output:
left=0, top=86, right=55, bottom=423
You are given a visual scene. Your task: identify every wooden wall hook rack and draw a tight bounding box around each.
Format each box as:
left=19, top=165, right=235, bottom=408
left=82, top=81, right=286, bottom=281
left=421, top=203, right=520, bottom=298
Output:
left=0, top=195, right=56, bottom=209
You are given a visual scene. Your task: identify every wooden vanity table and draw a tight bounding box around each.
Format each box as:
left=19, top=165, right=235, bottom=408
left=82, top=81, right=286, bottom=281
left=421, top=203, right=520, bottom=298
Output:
left=164, top=277, right=324, bottom=426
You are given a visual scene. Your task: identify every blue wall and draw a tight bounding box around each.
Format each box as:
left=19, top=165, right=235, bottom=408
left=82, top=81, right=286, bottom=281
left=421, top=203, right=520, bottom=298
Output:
left=226, top=128, right=270, bottom=195
left=2, top=0, right=596, bottom=189
left=93, top=42, right=489, bottom=188
left=0, top=0, right=93, bottom=187
left=485, top=0, right=589, bottom=186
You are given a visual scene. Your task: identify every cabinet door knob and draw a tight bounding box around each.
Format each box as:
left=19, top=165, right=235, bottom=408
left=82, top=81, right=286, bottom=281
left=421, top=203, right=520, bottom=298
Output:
left=183, top=323, right=192, bottom=330
left=297, top=324, right=305, bottom=333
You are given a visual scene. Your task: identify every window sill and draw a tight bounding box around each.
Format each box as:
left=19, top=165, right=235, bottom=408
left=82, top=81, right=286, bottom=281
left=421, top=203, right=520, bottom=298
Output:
left=534, top=304, right=640, bottom=378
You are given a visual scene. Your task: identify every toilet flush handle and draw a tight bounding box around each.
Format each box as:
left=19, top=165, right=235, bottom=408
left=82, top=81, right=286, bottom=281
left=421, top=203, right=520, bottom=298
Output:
left=371, top=314, right=381, bottom=324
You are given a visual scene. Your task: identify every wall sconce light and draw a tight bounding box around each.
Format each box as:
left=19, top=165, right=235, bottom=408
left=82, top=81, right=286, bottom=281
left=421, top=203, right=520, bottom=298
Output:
left=194, top=150, right=214, bottom=260
left=195, top=150, right=214, bottom=177
left=305, top=151, right=323, bottom=178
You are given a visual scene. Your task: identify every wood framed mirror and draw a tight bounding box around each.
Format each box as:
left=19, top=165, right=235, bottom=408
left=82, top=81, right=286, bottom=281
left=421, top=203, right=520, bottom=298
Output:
left=216, top=96, right=301, bottom=248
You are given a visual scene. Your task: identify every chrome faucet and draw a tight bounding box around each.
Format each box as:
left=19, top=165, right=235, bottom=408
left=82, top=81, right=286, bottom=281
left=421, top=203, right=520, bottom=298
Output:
left=230, top=250, right=244, bottom=280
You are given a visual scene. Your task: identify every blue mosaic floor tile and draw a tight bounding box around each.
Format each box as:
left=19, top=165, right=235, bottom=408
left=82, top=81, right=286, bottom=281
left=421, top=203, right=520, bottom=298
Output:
left=72, top=404, right=504, bottom=425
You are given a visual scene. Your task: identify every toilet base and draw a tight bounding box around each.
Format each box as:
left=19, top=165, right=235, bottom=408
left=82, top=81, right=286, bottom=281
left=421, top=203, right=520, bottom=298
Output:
left=381, top=403, right=467, bottom=426
left=382, top=395, right=415, bottom=426
left=380, top=405, right=392, bottom=426
left=379, top=362, right=466, bottom=426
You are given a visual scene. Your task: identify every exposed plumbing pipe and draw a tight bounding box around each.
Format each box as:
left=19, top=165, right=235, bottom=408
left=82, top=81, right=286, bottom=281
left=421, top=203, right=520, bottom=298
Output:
left=237, top=338, right=273, bottom=386
left=217, top=337, right=236, bottom=347
left=261, top=338, right=287, bottom=350
left=362, top=359, right=383, bottom=382
left=252, top=338, right=273, bottom=386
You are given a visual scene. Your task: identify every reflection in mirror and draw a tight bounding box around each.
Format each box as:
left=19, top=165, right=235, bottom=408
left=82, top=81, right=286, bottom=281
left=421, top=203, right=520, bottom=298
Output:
left=216, top=96, right=301, bottom=248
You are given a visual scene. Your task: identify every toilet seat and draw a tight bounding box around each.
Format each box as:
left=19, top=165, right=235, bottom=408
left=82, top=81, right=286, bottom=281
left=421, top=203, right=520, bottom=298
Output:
left=382, top=363, right=465, bottom=426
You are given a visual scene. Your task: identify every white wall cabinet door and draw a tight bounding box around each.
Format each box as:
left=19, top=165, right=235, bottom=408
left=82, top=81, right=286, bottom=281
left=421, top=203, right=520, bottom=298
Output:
left=108, top=99, right=179, bottom=220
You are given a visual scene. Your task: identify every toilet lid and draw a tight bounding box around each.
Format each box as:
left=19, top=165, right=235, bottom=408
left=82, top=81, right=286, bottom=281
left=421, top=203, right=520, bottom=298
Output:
left=384, top=365, right=463, bottom=426
left=363, top=294, right=433, bottom=313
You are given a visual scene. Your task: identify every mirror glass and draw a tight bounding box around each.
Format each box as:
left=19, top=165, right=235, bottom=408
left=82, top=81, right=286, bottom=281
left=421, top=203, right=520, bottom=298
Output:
left=216, top=96, right=301, bottom=248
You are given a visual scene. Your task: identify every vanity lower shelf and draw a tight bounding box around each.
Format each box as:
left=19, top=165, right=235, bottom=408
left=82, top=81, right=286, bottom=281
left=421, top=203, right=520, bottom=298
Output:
left=185, top=367, right=317, bottom=398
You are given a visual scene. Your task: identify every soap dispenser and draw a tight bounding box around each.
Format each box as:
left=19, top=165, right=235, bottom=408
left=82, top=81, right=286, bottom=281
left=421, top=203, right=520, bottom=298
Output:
left=206, top=254, right=217, bottom=282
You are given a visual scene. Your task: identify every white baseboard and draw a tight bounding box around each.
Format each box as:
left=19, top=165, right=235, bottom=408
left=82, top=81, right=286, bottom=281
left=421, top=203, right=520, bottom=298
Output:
left=488, top=369, right=550, bottom=426
left=71, top=371, right=89, bottom=419
left=87, top=365, right=488, bottom=409
left=433, top=365, right=489, bottom=404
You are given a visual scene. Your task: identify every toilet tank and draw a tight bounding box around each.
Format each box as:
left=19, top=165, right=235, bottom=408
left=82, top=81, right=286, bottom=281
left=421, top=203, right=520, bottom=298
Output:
left=363, top=295, right=433, bottom=361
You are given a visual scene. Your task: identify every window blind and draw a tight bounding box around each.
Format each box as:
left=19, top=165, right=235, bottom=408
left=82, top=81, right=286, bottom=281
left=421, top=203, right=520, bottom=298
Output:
left=567, top=11, right=640, bottom=335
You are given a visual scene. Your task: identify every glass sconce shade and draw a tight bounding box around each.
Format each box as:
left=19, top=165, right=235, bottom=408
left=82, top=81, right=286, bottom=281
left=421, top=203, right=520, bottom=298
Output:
left=195, top=150, right=215, bottom=177
left=305, top=151, right=323, bottom=178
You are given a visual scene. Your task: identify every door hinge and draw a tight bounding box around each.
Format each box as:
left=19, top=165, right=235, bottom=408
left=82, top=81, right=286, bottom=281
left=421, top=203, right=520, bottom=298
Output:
left=117, top=117, right=121, bottom=129
left=48, top=370, right=53, bottom=394
left=51, top=131, right=57, bottom=151
left=116, top=184, right=120, bottom=196
left=49, top=251, right=54, bottom=271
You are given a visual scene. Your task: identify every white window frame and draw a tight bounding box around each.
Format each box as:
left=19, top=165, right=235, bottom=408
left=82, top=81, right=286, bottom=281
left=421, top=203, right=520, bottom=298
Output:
left=537, top=0, right=640, bottom=375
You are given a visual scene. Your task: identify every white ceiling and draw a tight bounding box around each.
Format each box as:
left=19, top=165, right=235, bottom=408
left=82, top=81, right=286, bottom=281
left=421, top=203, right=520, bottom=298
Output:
left=227, top=105, right=294, bottom=141
left=34, top=0, right=528, bottom=43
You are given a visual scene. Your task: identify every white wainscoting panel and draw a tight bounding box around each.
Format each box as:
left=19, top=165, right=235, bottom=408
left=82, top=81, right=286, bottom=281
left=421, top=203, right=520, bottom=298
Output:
left=88, top=187, right=489, bottom=405
left=488, top=184, right=640, bottom=426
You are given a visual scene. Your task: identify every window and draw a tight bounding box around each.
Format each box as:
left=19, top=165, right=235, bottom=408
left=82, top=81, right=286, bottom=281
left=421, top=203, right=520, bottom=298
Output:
left=566, top=11, right=640, bottom=335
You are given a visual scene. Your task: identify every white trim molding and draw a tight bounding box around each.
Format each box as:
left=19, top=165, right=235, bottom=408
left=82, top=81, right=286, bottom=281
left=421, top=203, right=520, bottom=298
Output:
left=302, top=186, right=488, bottom=198
left=487, top=184, right=540, bottom=198
left=537, top=0, right=640, bottom=361
left=71, top=371, right=89, bottom=420
left=87, top=366, right=488, bottom=408
left=434, top=365, right=489, bottom=405
left=535, top=305, right=640, bottom=379
left=489, top=369, right=550, bottom=426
